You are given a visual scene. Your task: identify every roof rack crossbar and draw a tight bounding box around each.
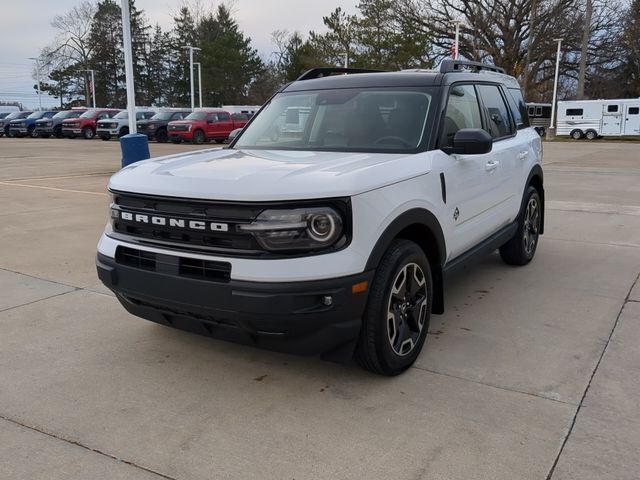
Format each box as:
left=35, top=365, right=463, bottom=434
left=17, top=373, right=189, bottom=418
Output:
left=296, top=67, right=385, bottom=81
left=439, top=60, right=506, bottom=75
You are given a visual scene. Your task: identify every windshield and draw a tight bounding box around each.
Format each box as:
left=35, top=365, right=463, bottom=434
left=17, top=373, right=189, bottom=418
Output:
left=185, top=112, right=207, bottom=120
left=114, top=111, right=128, bottom=119
left=54, top=110, right=82, bottom=119
left=27, top=111, right=46, bottom=119
left=80, top=110, right=99, bottom=119
left=151, top=112, right=181, bottom=121
left=234, top=88, right=433, bottom=152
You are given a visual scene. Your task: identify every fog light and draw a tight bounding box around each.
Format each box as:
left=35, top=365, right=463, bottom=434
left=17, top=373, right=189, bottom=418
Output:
left=321, top=295, right=333, bottom=306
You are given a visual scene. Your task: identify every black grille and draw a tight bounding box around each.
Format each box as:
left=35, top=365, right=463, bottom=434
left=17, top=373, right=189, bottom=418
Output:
left=115, top=246, right=231, bottom=282
left=169, top=124, right=189, bottom=131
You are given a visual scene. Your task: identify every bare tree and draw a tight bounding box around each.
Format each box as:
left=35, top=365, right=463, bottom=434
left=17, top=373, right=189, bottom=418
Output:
left=576, top=0, right=593, bottom=98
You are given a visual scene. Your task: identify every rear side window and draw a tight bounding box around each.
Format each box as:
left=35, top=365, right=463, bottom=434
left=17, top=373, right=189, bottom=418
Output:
left=440, top=84, right=483, bottom=147
left=506, top=88, right=530, bottom=129
left=607, top=105, right=618, bottom=113
left=477, top=85, right=515, bottom=139
left=218, top=112, right=231, bottom=121
left=566, top=108, right=583, bottom=116
left=231, top=113, right=249, bottom=121
left=629, top=107, right=639, bottom=115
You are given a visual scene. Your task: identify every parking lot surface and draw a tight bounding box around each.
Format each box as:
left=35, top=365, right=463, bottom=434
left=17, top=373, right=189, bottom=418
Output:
left=1, top=138, right=639, bottom=479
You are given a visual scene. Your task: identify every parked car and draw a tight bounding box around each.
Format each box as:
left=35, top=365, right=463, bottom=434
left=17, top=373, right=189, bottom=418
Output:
left=0, top=111, right=32, bottom=137
left=62, top=108, right=120, bottom=139
left=0, top=106, right=20, bottom=115
left=34, top=108, right=88, bottom=138
left=0, top=112, right=11, bottom=120
left=167, top=109, right=250, bottom=144
left=97, top=61, right=544, bottom=376
left=97, top=109, right=157, bottom=140
left=137, top=109, right=191, bottom=143
left=9, top=110, right=56, bottom=138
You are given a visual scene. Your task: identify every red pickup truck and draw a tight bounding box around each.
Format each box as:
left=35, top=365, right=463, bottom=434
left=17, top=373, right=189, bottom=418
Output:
left=167, top=109, right=250, bottom=144
left=61, top=108, right=121, bottom=139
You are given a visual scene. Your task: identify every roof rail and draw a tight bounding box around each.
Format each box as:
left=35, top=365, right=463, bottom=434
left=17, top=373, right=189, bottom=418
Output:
left=296, top=67, right=384, bottom=81
left=439, top=60, right=506, bottom=75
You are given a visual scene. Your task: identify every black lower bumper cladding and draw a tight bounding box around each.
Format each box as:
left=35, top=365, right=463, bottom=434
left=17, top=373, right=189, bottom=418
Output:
left=97, top=251, right=373, bottom=357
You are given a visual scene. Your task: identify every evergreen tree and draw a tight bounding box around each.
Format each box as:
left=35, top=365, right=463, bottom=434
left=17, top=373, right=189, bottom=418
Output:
left=88, top=0, right=124, bottom=107
left=169, top=7, right=197, bottom=107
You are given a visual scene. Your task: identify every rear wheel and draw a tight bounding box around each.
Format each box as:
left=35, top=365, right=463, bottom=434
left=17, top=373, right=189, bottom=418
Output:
left=570, top=129, right=583, bottom=140
left=355, top=239, right=432, bottom=376
left=82, top=127, right=95, bottom=139
left=119, top=126, right=129, bottom=137
left=499, top=186, right=541, bottom=266
left=193, top=130, right=206, bottom=144
left=585, top=130, right=598, bottom=140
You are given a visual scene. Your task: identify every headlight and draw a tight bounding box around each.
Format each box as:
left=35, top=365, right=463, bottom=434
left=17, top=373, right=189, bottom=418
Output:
left=238, top=207, right=345, bottom=251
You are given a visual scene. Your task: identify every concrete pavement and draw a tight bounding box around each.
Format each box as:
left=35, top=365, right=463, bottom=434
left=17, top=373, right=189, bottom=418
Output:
left=1, top=138, right=639, bottom=479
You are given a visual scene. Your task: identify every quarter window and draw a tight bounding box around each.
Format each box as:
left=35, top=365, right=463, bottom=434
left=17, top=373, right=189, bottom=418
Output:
left=440, top=85, right=483, bottom=147
left=628, top=107, right=639, bottom=115
left=607, top=105, right=618, bottom=113
left=477, top=84, right=514, bottom=139
left=507, top=88, right=530, bottom=129
left=566, top=108, right=583, bottom=116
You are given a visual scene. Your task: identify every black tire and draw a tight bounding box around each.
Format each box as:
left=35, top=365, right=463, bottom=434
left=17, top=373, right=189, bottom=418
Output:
left=499, top=186, right=542, bottom=266
left=54, top=126, right=63, bottom=138
left=585, top=130, right=598, bottom=140
left=193, top=130, right=205, bottom=144
left=40, top=133, right=51, bottom=138
left=119, top=126, right=129, bottom=137
left=82, top=127, right=95, bottom=139
left=215, top=138, right=225, bottom=144
left=156, top=129, right=168, bottom=143
left=100, top=136, right=110, bottom=141
left=570, top=129, right=583, bottom=140
left=28, top=126, right=38, bottom=138
left=171, top=137, right=182, bottom=144
left=355, top=239, right=432, bottom=376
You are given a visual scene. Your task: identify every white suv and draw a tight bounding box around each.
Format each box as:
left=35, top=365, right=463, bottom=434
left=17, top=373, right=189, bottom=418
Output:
left=97, top=60, right=544, bottom=375
left=97, top=109, right=157, bottom=140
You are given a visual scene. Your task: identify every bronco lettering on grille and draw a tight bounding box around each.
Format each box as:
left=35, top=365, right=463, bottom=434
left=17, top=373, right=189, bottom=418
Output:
left=118, top=210, right=229, bottom=232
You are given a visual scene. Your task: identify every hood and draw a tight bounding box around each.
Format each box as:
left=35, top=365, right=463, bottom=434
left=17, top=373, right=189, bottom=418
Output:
left=109, top=148, right=432, bottom=201
left=169, top=119, right=195, bottom=126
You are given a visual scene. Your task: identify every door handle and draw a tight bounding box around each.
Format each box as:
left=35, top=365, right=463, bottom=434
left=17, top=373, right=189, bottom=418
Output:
left=485, top=160, right=499, bottom=171
left=518, top=151, right=528, bottom=160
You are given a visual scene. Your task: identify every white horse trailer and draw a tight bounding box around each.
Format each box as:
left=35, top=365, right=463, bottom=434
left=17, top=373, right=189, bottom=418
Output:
left=557, top=98, right=640, bottom=140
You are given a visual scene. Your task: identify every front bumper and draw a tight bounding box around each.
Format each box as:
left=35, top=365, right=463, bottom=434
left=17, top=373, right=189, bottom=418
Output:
left=9, top=127, right=28, bottom=135
left=97, top=129, right=118, bottom=138
left=62, top=128, right=81, bottom=136
left=35, top=126, right=54, bottom=134
left=169, top=130, right=192, bottom=140
left=96, top=251, right=373, bottom=356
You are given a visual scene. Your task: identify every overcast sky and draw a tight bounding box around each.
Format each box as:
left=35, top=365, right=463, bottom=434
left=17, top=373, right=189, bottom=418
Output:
left=0, top=0, right=359, bottom=109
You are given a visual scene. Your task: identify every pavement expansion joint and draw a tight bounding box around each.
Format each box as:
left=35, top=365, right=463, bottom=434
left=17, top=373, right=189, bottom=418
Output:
left=0, top=414, right=178, bottom=480
left=410, top=365, right=577, bottom=406
left=544, top=271, right=640, bottom=480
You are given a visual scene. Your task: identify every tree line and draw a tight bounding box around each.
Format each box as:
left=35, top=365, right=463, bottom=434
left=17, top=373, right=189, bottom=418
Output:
left=37, top=0, right=639, bottom=109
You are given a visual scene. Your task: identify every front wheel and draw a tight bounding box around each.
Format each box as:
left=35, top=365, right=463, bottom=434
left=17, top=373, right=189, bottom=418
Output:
left=355, top=239, right=432, bottom=376
left=156, top=129, right=168, bottom=143
left=82, top=127, right=95, bottom=139
left=570, top=129, right=583, bottom=140
left=192, top=130, right=205, bottom=144
left=29, top=126, right=38, bottom=138
left=119, top=126, right=129, bottom=137
left=499, top=186, right=542, bottom=265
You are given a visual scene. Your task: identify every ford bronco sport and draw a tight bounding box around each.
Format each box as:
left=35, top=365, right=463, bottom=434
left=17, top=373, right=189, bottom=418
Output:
left=97, top=60, right=544, bottom=375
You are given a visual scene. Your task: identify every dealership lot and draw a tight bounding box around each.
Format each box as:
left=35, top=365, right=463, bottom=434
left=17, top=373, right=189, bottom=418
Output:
left=1, top=138, right=639, bottom=479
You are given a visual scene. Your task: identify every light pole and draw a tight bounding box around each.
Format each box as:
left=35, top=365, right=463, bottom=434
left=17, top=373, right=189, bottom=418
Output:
left=452, top=21, right=463, bottom=60
left=193, top=62, right=203, bottom=108
left=28, top=57, right=42, bottom=110
left=80, top=69, right=96, bottom=108
left=547, top=38, right=563, bottom=140
left=184, top=45, right=201, bottom=110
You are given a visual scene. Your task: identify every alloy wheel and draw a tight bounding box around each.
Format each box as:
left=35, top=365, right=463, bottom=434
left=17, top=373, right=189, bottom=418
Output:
left=386, top=262, right=428, bottom=356
left=523, top=196, right=540, bottom=256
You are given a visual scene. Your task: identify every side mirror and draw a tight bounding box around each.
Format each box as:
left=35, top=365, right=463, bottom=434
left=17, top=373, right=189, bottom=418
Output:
left=228, top=127, right=242, bottom=142
left=446, top=128, right=493, bottom=155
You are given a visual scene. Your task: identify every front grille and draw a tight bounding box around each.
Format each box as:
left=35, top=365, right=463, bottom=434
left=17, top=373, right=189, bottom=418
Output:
left=110, top=192, right=266, bottom=255
left=115, top=246, right=231, bottom=282
left=169, top=124, right=189, bottom=131
left=100, top=122, right=118, bottom=129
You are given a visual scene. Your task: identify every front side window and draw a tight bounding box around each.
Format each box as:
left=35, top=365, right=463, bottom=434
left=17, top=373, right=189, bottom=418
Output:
left=218, top=112, right=231, bottom=121
left=477, top=84, right=514, bottom=139
left=440, top=84, right=483, bottom=147
left=607, top=105, right=618, bottom=113
left=186, top=112, right=206, bottom=120
left=235, top=88, right=433, bottom=152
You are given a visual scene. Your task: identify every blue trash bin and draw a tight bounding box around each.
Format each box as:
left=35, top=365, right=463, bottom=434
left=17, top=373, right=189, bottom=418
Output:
left=120, top=133, right=150, bottom=168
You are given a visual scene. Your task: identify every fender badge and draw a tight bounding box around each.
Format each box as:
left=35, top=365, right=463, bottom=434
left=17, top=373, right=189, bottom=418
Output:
left=453, top=207, right=460, bottom=221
